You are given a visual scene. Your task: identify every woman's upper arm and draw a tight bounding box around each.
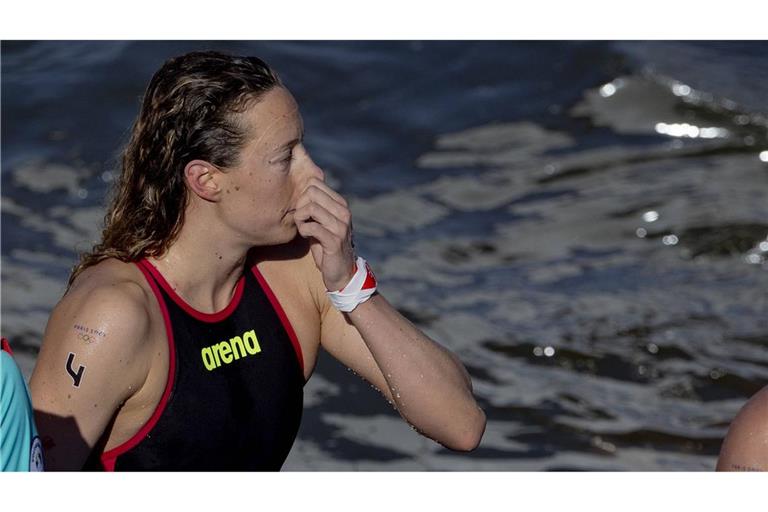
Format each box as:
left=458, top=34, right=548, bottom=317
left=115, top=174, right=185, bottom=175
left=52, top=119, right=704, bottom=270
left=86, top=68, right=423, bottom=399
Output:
left=29, top=282, right=152, bottom=470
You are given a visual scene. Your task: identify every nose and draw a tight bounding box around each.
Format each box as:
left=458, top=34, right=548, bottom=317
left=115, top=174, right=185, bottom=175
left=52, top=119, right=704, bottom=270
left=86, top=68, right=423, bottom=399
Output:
left=291, top=149, right=325, bottom=199
left=297, top=149, right=324, bottom=183
left=306, top=155, right=325, bottom=182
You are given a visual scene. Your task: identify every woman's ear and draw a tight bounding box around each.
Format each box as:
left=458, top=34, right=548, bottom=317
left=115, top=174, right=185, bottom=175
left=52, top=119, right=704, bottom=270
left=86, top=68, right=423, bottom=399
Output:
left=184, top=160, right=222, bottom=202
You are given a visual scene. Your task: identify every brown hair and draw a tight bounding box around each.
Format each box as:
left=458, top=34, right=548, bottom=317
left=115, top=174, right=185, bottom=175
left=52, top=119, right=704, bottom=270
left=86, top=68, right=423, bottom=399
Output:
left=68, top=50, right=281, bottom=287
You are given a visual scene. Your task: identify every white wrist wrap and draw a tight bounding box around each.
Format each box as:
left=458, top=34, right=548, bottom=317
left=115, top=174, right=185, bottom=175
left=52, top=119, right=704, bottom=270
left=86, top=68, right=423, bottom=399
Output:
left=326, top=256, right=377, bottom=312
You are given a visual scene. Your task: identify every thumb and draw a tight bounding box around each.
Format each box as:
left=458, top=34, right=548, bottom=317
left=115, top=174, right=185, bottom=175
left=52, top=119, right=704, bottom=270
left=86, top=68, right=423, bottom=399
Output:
left=309, top=237, right=324, bottom=268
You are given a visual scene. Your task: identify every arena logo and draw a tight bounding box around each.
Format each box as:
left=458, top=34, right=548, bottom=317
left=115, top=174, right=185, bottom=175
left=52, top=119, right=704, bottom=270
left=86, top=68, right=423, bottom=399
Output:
left=200, top=329, right=261, bottom=371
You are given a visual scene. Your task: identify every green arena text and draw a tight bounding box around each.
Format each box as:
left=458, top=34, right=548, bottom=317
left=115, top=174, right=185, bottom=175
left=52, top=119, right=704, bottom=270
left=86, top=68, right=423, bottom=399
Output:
left=201, top=329, right=261, bottom=371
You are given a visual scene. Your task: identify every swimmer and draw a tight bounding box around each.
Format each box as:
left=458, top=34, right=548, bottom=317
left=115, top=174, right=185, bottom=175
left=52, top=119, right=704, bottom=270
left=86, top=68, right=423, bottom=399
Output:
left=29, top=51, right=486, bottom=470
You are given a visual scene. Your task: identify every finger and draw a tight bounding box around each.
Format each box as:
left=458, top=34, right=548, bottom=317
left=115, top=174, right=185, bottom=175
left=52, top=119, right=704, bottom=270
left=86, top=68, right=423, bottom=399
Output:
left=295, top=185, right=351, bottom=224
left=295, top=217, right=339, bottom=251
left=294, top=202, right=348, bottom=238
left=294, top=203, right=349, bottom=243
left=302, top=177, right=348, bottom=208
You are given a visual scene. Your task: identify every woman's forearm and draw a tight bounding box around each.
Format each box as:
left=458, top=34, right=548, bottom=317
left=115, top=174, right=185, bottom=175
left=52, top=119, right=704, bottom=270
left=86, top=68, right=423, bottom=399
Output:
left=347, top=293, right=486, bottom=451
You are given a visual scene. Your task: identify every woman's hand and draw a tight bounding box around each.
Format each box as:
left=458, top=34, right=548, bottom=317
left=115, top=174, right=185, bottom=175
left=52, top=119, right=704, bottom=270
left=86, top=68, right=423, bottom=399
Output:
left=293, top=177, right=356, bottom=291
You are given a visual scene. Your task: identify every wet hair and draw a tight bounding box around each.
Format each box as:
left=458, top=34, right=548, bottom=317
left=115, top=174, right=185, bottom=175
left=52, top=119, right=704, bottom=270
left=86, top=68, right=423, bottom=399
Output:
left=68, top=50, right=281, bottom=287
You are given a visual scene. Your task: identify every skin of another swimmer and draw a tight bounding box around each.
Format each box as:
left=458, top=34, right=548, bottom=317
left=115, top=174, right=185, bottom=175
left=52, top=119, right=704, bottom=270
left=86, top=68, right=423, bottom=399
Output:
left=716, top=385, right=768, bottom=471
left=29, top=63, right=486, bottom=470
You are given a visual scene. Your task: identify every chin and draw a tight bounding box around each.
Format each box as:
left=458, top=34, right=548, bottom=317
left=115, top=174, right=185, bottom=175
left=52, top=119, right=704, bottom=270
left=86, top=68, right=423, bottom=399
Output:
left=255, top=224, right=298, bottom=247
left=278, top=228, right=299, bottom=245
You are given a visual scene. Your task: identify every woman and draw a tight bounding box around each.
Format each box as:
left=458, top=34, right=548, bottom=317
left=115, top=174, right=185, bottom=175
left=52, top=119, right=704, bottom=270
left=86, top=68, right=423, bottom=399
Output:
left=29, top=50, right=486, bottom=470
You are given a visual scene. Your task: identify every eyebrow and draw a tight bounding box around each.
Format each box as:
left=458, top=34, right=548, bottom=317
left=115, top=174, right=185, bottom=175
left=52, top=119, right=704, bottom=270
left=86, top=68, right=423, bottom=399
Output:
left=275, top=128, right=305, bottom=152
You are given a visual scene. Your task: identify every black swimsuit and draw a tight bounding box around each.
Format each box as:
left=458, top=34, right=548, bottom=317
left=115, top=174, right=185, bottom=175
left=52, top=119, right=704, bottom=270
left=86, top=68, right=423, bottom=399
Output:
left=86, top=258, right=304, bottom=471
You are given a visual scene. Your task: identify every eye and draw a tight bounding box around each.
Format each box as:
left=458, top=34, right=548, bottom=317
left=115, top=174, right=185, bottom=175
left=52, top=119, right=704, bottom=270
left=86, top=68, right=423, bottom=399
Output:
left=281, top=148, right=298, bottom=165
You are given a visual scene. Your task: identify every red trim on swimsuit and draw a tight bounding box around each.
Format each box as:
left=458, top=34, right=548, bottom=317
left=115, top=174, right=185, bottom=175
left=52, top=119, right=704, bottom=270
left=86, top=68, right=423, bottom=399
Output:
left=99, top=261, right=178, bottom=471
left=1, top=337, right=13, bottom=355
left=139, top=259, right=246, bottom=323
left=250, top=264, right=305, bottom=378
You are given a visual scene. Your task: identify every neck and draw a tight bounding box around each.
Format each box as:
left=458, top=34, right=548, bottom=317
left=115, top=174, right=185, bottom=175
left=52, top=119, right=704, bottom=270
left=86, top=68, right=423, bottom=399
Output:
left=148, top=206, right=250, bottom=314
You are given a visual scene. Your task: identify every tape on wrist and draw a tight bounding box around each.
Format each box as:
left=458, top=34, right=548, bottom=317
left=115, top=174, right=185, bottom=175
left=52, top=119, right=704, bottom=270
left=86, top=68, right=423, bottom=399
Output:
left=326, top=256, right=377, bottom=312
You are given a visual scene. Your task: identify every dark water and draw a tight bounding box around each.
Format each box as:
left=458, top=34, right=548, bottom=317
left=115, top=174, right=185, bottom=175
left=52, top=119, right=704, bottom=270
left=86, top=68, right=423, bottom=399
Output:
left=3, top=41, right=768, bottom=470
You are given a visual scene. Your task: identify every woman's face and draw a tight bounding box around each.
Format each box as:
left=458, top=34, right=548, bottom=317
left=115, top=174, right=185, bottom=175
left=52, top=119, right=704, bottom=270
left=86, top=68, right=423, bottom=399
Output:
left=217, top=86, right=324, bottom=246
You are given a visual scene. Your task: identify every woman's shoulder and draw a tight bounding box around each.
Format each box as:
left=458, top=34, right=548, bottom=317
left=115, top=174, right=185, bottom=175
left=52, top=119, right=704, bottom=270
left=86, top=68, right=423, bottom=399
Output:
left=250, top=237, right=324, bottom=303
left=56, top=258, right=154, bottom=331
left=38, top=258, right=156, bottom=393
left=66, top=258, right=150, bottom=301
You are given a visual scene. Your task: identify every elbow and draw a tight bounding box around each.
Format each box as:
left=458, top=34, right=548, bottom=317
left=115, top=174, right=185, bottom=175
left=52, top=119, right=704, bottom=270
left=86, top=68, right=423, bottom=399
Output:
left=446, top=407, right=487, bottom=452
left=452, top=434, right=483, bottom=453
left=716, top=386, right=768, bottom=471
